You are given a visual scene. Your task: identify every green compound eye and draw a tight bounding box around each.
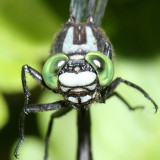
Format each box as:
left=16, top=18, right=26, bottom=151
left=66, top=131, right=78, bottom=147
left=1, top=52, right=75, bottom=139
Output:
left=42, top=53, right=68, bottom=90
left=85, top=51, right=114, bottom=88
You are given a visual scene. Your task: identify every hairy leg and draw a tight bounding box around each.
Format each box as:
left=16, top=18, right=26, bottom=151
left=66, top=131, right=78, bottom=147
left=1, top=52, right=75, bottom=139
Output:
left=14, top=101, right=67, bottom=158
left=104, top=77, right=158, bottom=113
left=107, top=92, right=144, bottom=111
left=21, top=65, right=49, bottom=105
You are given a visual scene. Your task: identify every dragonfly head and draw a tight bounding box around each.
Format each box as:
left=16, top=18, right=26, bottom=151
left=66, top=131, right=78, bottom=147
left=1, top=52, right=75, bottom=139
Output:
left=42, top=22, right=114, bottom=106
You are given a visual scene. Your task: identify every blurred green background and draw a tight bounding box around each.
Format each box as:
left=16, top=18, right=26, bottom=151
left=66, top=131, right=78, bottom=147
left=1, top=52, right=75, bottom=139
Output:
left=0, top=0, right=160, bottom=160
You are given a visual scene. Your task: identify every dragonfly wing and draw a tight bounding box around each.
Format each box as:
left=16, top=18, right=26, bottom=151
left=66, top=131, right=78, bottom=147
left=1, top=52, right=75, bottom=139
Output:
left=70, top=0, right=108, bottom=26
left=93, top=0, right=108, bottom=26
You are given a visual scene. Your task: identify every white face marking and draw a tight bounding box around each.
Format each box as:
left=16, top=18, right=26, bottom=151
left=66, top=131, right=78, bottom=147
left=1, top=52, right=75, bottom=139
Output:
left=59, top=71, right=96, bottom=87
left=57, top=61, right=65, bottom=67
left=70, top=55, right=84, bottom=60
left=68, top=97, right=78, bottom=103
left=72, top=88, right=86, bottom=92
left=62, top=27, right=98, bottom=54
left=93, top=59, right=101, bottom=68
left=60, top=86, right=70, bottom=92
left=81, top=95, right=92, bottom=103
left=86, top=83, right=97, bottom=90
left=78, top=26, right=81, bottom=30
left=67, top=95, right=92, bottom=103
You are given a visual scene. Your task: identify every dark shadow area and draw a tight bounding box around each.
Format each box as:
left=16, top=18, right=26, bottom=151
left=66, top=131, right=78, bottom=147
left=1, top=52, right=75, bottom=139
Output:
left=102, top=0, right=160, bottom=59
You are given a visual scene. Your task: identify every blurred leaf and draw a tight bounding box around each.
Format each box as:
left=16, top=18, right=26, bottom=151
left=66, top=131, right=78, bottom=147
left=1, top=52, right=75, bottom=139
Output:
left=0, top=0, right=62, bottom=42
left=11, top=137, right=47, bottom=160
left=102, top=0, right=160, bottom=58
left=0, top=93, right=9, bottom=130
left=0, top=0, right=63, bottom=93
left=0, top=16, right=48, bottom=93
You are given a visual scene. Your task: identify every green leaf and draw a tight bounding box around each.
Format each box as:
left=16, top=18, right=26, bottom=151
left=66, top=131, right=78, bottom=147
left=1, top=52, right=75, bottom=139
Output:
left=0, top=93, right=9, bottom=130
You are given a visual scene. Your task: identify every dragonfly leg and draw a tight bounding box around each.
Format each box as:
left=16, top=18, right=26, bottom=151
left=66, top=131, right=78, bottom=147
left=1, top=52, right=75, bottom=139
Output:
left=21, top=64, right=49, bottom=106
left=44, top=108, right=72, bottom=160
left=107, top=91, right=144, bottom=111
left=14, top=100, right=67, bottom=158
left=104, top=77, right=158, bottom=113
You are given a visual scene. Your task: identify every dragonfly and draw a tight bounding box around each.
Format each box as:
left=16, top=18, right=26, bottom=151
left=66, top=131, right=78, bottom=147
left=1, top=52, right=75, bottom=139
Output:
left=14, top=0, right=158, bottom=160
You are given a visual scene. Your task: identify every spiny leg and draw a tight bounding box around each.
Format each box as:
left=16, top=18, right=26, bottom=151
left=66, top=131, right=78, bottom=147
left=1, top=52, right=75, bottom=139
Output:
left=105, top=77, right=158, bottom=113
left=21, top=65, right=50, bottom=116
left=21, top=65, right=49, bottom=103
left=14, top=112, right=25, bottom=158
left=14, top=64, right=52, bottom=158
left=44, top=108, right=72, bottom=160
left=14, top=101, right=67, bottom=158
left=16, top=65, right=64, bottom=157
left=15, top=65, right=45, bottom=158
left=107, top=92, right=144, bottom=111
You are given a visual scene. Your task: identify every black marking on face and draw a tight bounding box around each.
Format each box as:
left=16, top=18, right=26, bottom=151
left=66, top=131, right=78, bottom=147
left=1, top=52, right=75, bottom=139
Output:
left=51, top=22, right=111, bottom=56
left=61, top=59, right=94, bottom=73
left=73, top=25, right=87, bottom=44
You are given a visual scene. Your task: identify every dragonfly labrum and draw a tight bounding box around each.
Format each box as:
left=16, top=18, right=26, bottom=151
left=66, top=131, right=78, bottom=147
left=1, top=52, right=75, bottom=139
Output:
left=14, top=0, right=158, bottom=160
